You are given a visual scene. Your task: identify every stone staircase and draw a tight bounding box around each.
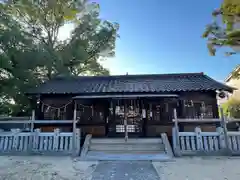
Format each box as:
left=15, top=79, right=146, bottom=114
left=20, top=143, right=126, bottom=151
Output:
left=80, top=134, right=173, bottom=161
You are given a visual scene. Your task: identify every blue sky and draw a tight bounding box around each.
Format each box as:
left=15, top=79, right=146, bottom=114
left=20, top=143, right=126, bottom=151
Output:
left=60, top=0, right=240, bottom=81
left=98, top=0, right=240, bottom=81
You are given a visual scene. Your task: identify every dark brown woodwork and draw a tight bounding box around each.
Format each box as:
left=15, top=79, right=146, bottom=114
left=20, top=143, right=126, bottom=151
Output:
left=35, top=91, right=219, bottom=137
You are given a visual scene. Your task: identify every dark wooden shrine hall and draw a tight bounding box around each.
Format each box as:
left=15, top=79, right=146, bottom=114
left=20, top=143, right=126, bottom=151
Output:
left=26, top=72, right=234, bottom=137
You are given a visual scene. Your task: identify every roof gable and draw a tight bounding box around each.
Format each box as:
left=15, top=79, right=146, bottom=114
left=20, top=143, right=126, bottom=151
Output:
left=27, top=72, right=234, bottom=95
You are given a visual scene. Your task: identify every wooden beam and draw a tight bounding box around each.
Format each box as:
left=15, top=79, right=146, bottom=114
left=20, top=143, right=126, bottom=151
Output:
left=172, top=118, right=221, bottom=123
left=74, top=94, right=179, bottom=99
left=0, top=120, right=78, bottom=124
left=0, top=117, right=30, bottom=120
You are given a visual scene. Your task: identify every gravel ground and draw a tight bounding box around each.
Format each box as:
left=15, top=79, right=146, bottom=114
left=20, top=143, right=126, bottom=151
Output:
left=1, top=156, right=240, bottom=180
left=91, top=161, right=159, bottom=180
left=153, top=157, right=240, bottom=180
left=0, top=156, right=98, bottom=180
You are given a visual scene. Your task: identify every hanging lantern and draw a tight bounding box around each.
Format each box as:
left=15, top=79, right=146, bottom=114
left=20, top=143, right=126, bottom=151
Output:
left=218, top=91, right=226, bottom=99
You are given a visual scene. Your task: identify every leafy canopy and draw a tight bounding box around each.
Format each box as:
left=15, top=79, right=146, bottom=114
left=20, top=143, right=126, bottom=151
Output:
left=0, top=0, right=119, bottom=115
left=203, top=0, right=240, bottom=56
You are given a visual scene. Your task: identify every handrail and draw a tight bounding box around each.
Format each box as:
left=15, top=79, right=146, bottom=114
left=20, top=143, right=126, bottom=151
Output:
left=173, top=118, right=221, bottom=123
left=0, top=117, right=31, bottom=120
left=173, top=118, right=240, bottom=123
left=0, top=120, right=79, bottom=124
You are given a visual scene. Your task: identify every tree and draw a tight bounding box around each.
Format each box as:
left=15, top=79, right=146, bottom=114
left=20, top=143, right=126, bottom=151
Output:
left=0, top=3, right=41, bottom=115
left=203, top=0, right=240, bottom=57
left=4, top=0, right=119, bottom=78
left=222, top=98, right=240, bottom=118
left=0, top=0, right=119, bottom=115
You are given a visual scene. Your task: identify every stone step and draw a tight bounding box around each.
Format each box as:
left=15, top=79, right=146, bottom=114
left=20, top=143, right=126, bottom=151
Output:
left=89, top=143, right=165, bottom=151
left=88, top=150, right=166, bottom=154
left=90, top=138, right=163, bottom=144
left=80, top=135, right=173, bottom=161
left=84, top=151, right=170, bottom=161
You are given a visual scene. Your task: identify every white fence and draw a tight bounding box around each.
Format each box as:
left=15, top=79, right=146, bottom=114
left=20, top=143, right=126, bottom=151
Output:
left=171, top=107, right=240, bottom=156
left=173, top=126, right=240, bottom=156
left=0, top=112, right=80, bottom=156
left=0, top=128, right=81, bottom=155
left=173, top=127, right=224, bottom=155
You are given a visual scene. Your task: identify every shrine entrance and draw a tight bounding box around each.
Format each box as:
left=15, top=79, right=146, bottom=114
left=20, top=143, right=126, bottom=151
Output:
left=107, top=98, right=145, bottom=137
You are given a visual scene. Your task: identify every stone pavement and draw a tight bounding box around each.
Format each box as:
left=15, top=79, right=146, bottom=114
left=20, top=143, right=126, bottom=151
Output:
left=91, top=161, right=160, bottom=180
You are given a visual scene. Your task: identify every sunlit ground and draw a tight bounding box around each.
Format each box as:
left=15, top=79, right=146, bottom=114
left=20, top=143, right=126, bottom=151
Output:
left=153, top=156, right=240, bottom=180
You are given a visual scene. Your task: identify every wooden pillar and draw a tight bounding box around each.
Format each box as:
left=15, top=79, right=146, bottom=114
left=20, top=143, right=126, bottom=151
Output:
left=73, top=101, right=77, bottom=131
left=29, top=109, right=35, bottom=151
left=105, top=99, right=112, bottom=136
left=112, top=99, right=116, bottom=136
left=173, top=109, right=178, bottom=133
left=36, top=95, right=43, bottom=120
left=177, top=99, right=184, bottom=118
left=31, top=109, right=35, bottom=132
left=212, top=92, right=219, bottom=118
left=38, top=101, right=44, bottom=120
left=141, top=99, right=147, bottom=137
left=141, top=98, right=146, bottom=137
left=124, top=100, right=128, bottom=142
left=72, top=100, right=77, bottom=155
left=173, top=108, right=181, bottom=156
left=212, top=93, right=221, bottom=128
left=177, top=99, right=185, bottom=132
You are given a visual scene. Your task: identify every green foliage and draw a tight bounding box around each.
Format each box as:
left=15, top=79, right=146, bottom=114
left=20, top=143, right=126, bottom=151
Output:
left=203, top=0, right=240, bottom=56
left=222, top=98, right=240, bottom=118
left=0, top=0, right=119, bottom=115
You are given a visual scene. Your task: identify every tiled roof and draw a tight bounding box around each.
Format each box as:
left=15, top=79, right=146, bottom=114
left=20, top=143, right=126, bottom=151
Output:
left=27, top=73, right=234, bottom=94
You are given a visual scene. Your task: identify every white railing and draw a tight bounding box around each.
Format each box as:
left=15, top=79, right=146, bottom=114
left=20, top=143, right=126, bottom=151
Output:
left=172, top=108, right=240, bottom=156
left=0, top=128, right=81, bottom=155
left=173, top=126, right=240, bottom=156
left=227, top=131, right=240, bottom=154
left=173, top=127, right=227, bottom=155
